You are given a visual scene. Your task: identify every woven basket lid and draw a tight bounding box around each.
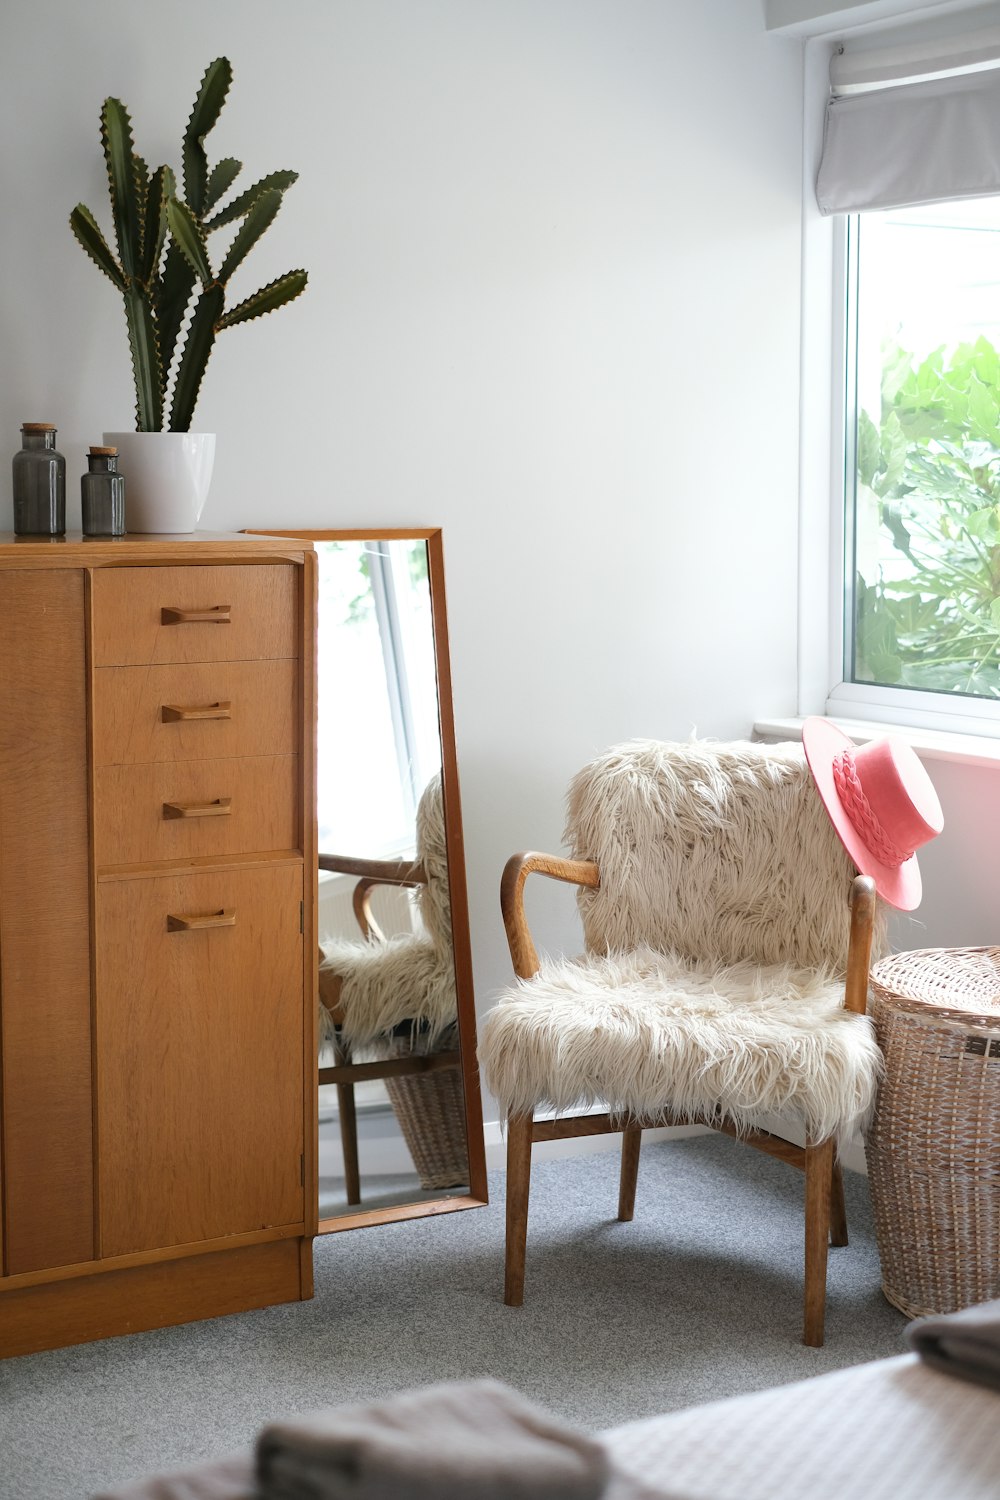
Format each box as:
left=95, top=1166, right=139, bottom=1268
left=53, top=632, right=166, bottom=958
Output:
left=871, top=946, right=1000, bottom=1024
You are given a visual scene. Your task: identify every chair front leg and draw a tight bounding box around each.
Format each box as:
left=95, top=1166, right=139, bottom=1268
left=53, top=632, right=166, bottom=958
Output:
left=618, top=1122, right=642, bottom=1221
left=504, top=1114, right=534, bottom=1306
left=803, top=1135, right=835, bottom=1347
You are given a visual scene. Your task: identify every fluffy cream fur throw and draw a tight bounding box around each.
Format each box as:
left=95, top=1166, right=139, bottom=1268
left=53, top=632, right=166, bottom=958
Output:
left=479, top=738, right=887, bottom=1142
left=567, top=738, right=881, bottom=969
left=480, top=947, right=881, bottom=1143
left=319, top=933, right=457, bottom=1053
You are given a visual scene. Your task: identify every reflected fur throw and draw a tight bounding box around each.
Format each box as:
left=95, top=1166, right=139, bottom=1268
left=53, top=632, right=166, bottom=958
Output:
left=319, top=773, right=457, bottom=1052
left=479, top=738, right=887, bottom=1143
left=319, top=933, right=457, bottom=1053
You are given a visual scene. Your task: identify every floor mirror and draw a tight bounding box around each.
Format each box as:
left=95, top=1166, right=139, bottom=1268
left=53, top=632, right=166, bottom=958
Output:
left=249, top=528, right=487, bottom=1232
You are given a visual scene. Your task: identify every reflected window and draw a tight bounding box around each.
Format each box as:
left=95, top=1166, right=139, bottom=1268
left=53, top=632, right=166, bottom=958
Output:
left=316, top=539, right=441, bottom=856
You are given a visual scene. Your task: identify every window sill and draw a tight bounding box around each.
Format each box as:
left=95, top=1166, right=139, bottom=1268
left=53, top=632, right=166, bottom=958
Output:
left=753, top=716, right=1000, bottom=769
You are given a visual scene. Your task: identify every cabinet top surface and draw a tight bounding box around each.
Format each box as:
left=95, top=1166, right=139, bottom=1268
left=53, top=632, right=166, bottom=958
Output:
left=0, top=532, right=314, bottom=568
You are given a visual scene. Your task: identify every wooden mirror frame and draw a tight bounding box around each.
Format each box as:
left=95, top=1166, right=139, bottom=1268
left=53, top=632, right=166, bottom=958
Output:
left=246, top=528, right=488, bottom=1232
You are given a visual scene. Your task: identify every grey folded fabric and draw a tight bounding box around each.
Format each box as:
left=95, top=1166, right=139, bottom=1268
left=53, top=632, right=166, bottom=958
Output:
left=906, top=1296, right=1000, bottom=1393
left=255, top=1378, right=610, bottom=1500
left=91, top=1453, right=256, bottom=1500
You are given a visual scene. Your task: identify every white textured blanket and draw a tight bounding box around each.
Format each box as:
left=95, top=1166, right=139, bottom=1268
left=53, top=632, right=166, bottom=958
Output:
left=602, top=1353, right=1000, bottom=1500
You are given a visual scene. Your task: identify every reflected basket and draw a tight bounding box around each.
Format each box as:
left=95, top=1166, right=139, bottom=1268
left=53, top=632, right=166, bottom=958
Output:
left=383, top=1029, right=468, bottom=1191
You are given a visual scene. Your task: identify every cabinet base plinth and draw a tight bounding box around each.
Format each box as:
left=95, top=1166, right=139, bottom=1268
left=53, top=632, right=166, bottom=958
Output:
left=0, top=1236, right=313, bottom=1359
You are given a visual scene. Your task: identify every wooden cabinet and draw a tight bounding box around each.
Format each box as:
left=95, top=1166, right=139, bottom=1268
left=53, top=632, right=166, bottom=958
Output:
left=0, top=533, right=317, bottom=1358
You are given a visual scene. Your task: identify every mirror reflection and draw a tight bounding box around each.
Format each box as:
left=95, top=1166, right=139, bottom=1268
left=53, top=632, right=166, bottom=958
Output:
left=313, top=538, right=469, bottom=1220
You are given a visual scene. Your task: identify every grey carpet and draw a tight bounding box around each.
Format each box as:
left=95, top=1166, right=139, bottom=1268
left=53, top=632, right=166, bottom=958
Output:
left=0, top=1134, right=909, bottom=1500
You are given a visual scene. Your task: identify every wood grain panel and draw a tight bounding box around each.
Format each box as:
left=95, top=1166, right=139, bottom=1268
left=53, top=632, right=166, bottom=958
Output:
left=0, top=1237, right=305, bottom=1358
left=95, top=863, right=305, bottom=1256
left=94, top=755, right=298, bottom=866
left=90, top=565, right=297, bottom=666
left=0, top=569, right=94, bottom=1275
left=92, top=659, right=298, bottom=765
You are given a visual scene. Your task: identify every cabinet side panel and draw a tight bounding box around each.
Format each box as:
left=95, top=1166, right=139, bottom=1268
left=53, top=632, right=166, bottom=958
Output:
left=0, top=570, right=94, bottom=1274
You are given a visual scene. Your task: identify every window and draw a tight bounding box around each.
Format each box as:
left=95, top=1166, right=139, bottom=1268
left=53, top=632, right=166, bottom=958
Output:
left=315, top=539, right=440, bottom=857
left=808, top=24, right=1000, bottom=736
left=845, top=199, right=1000, bottom=710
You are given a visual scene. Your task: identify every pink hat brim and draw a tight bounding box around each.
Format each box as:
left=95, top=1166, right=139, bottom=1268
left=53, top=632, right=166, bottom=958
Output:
left=802, top=716, right=922, bottom=911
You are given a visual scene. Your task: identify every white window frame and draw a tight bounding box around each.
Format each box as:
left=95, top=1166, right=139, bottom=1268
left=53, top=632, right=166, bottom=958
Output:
left=798, top=30, right=1000, bottom=746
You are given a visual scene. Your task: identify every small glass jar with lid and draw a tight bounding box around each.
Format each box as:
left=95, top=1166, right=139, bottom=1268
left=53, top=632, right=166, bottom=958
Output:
left=81, top=446, right=125, bottom=536
left=12, top=423, right=66, bottom=535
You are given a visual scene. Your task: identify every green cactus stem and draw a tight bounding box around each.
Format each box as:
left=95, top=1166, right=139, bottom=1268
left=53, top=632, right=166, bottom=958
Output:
left=70, top=97, right=168, bottom=430
left=70, top=58, right=308, bottom=433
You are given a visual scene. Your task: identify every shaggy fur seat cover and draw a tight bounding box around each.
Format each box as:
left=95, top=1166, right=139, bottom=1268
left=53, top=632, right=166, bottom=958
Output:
left=479, top=738, right=886, bottom=1142
left=319, top=773, right=457, bottom=1052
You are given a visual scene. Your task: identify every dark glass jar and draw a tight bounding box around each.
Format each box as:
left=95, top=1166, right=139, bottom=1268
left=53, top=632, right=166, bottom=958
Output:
left=12, top=423, right=66, bottom=535
left=81, top=447, right=125, bottom=536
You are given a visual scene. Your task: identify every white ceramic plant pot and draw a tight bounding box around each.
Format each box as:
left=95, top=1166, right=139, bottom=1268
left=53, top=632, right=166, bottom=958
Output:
left=103, top=431, right=216, bottom=534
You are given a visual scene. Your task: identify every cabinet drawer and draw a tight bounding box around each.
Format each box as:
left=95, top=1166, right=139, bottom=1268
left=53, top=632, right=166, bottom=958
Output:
left=95, top=862, right=305, bottom=1256
left=95, top=755, right=298, bottom=866
left=91, top=564, right=297, bottom=666
left=92, top=659, right=298, bottom=766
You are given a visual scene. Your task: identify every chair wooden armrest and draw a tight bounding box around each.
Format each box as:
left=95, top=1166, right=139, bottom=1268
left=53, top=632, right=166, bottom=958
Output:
left=319, top=852, right=427, bottom=884
left=319, top=853, right=428, bottom=941
left=844, top=874, right=877, bottom=1014
left=318, top=966, right=345, bottom=1027
left=500, top=850, right=600, bottom=981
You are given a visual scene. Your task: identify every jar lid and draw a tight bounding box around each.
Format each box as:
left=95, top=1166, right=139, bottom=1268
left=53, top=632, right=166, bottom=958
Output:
left=89, top=445, right=117, bottom=456
left=21, top=422, right=56, bottom=433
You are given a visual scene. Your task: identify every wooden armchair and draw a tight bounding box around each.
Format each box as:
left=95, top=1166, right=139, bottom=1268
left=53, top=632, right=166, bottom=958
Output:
left=478, top=738, right=884, bottom=1346
left=318, top=774, right=460, bottom=1206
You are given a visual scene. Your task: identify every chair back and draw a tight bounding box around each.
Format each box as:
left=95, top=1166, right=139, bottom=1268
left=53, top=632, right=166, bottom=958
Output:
left=566, top=738, right=877, bottom=972
left=414, top=772, right=452, bottom=952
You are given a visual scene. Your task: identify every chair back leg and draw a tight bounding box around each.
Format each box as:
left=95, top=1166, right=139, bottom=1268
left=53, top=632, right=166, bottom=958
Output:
left=618, top=1123, right=642, bottom=1221
left=803, top=1136, right=835, bottom=1346
left=336, top=1082, right=362, bottom=1206
left=829, top=1156, right=848, bottom=1248
left=504, top=1114, right=534, bottom=1306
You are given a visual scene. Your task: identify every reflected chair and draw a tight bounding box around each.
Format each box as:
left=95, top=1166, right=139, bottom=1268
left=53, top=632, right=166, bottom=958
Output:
left=478, top=738, right=886, bottom=1345
left=318, top=773, right=464, bottom=1206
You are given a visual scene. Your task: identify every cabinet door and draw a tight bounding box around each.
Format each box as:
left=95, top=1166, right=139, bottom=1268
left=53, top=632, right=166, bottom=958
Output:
left=0, top=570, right=94, bottom=1275
left=95, top=863, right=305, bottom=1257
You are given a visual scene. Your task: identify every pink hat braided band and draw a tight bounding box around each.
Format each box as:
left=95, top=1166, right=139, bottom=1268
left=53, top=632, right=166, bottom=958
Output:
left=831, top=750, right=912, bottom=868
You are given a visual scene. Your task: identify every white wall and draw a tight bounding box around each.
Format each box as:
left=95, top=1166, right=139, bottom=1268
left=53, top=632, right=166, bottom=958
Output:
left=1, top=0, right=805, bottom=1121
left=889, top=757, right=1000, bottom=949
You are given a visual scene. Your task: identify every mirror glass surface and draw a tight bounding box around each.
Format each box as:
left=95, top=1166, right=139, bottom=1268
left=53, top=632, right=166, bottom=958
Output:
left=312, top=537, right=472, bottom=1222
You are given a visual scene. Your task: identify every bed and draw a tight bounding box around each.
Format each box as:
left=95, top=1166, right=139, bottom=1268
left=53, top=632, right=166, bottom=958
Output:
left=98, top=1349, right=1000, bottom=1500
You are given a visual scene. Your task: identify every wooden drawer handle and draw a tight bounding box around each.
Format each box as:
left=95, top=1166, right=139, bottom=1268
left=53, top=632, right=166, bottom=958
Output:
left=161, top=605, right=232, bottom=625
left=161, top=701, right=233, bottom=723
left=162, top=797, right=232, bottom=820
left=167, top=908, right=236, bottom=932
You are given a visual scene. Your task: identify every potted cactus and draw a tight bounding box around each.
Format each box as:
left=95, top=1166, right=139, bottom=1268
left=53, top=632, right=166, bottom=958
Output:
left=70, top=58, right=308, bottom=531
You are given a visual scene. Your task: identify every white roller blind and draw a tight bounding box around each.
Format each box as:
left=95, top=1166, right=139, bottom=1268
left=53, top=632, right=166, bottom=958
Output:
left=817, top=61, right=1000, bottom=215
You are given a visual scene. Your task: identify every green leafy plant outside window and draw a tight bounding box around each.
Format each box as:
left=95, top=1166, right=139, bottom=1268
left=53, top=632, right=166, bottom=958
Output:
left=855, top=335, right=1000, bottom=699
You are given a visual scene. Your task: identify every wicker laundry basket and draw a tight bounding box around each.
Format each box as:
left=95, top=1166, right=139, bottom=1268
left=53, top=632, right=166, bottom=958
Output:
left=383, top=1030, right=469, bottom=1191
left=866, top=947, right=1000, bottom=1317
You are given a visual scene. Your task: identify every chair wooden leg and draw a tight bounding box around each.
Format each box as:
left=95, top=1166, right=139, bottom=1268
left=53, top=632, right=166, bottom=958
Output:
left=337, top=1083, right=361, bottom=1206
left=504, top=1114, right=534, bottom=1307
left=829, top=1154, right=848, bottom=1248
left=618, top=1123, right=642, bottom=1221
left=803, top=1136, right=834, bottom=1347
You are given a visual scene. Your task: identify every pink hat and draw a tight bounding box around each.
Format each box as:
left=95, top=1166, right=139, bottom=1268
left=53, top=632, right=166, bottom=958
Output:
left=802, top=717, right=943, bottom=911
